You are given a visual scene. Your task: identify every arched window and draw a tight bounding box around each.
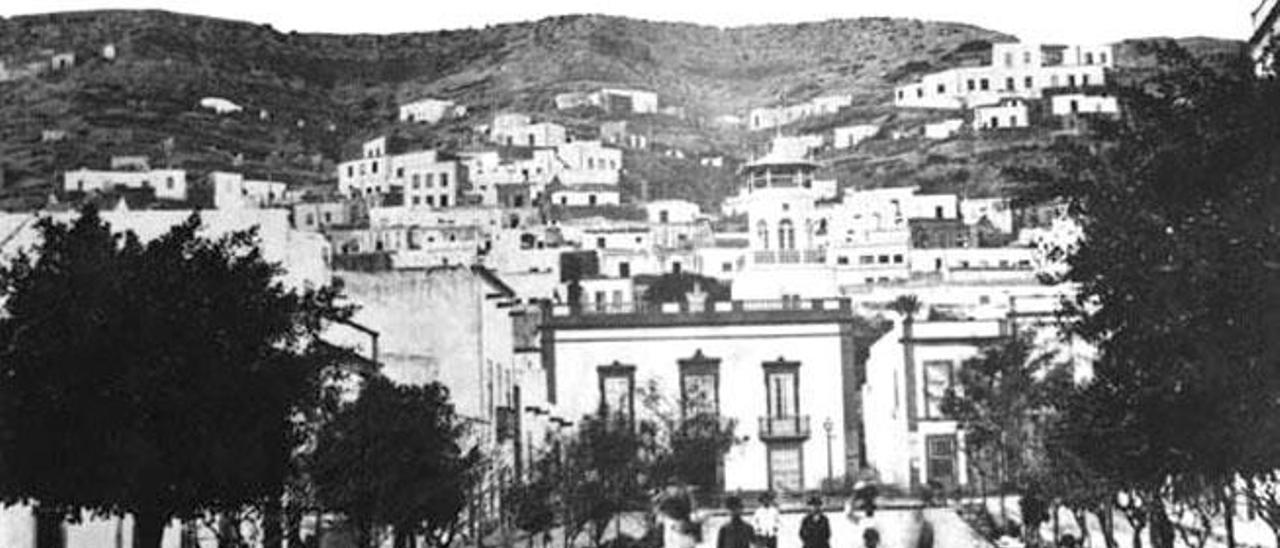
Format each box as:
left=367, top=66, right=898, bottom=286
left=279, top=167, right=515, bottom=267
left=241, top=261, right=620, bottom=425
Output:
left=778, top=219, right=795, bottom=250
left=756, top=221, right=769, bottom=250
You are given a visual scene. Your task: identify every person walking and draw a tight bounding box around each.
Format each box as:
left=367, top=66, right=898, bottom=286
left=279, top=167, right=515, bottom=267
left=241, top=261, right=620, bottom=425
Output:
left=799, top=495, right=831, bottom=548
left=751, top=492, right=780, bottom=548
left=717, top=496, right=754, bottom=548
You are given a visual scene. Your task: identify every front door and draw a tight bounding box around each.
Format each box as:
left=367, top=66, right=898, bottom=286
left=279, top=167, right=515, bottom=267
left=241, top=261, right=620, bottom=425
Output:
left=767, top=444, right=804, bottom=493
left=925, top=434, right=957, bottom=488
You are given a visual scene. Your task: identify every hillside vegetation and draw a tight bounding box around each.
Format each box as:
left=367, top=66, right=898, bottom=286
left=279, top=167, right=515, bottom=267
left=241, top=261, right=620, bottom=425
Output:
left=0, top=10, right=1244, bottom=209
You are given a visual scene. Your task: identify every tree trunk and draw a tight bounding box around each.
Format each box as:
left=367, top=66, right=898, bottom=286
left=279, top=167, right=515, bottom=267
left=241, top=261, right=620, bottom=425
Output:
left=263, top=494, right=283, bottom=548
left=132, top=510, right=166, bottom=548
left=1148, top=503, right=1174, bottom=548
left=1223, top=486, right=1236, bottom=548
left=34, top=505, right=65, bottom=548
left=395, top=526, right=417, bottom=548
left=1096, top=506, right=1119, bottom=548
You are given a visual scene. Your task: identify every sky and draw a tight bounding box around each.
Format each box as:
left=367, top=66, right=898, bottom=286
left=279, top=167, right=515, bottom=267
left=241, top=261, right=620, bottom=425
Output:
left=0, top=0, right=1262, bottom=44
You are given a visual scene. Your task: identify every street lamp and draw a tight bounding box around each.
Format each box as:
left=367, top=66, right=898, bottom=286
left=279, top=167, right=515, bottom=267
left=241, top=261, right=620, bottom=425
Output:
left=823, top=417, right=834, bottom=483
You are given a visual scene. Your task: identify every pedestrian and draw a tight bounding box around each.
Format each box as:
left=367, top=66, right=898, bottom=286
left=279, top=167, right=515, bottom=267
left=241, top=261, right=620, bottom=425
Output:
left=718, top=496, right=755, bottom=548
left=799, top=495, right=830, bottom=548
left=862, top=527, right=881, bottom=548
left=658, top=489, right=702, bottom=548
left=751, top=492, right=780, bottom=548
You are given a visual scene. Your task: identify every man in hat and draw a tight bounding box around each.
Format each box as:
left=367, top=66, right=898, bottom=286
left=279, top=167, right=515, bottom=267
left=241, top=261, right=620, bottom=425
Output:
left=799, top=495, right=830, bottom=548
left=751, top=492, right=780, bottom=548
left=718, top=496, right=754, bottom=548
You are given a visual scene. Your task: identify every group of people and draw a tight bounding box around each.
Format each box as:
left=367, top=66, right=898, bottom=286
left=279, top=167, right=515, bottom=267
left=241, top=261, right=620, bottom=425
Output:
left=708, top=491, right=880, bottom=548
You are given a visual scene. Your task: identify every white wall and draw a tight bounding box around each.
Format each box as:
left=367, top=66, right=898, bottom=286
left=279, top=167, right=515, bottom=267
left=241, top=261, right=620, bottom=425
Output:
left=550, top=322, right=850, bottom=492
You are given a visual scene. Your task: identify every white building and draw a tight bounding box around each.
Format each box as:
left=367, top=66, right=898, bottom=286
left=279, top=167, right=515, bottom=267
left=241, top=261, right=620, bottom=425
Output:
left=210, top=172, right=288, bottom=210
left=972, top=98, right=1031, bottom=131
left=541, top=297, right=880, bottom=492
left=749, top=95, right=853, bottom=131
left=398, top=98, right=465, bottom=124
left=924, top=119, right=965, bottom=140
left=1050, top=93, right=1120, bottom=116
left=549, top=186, right=621, bottom=207
left=63, top=168, right=188, bottom=202
left=555, top=88, right=660, bottom=114
left=199, top=97, right=243, bottom=115
left=644, top=200, right=701, bottom=224
left=895, top=42, right=1113, bottom=110
left=336, top=138, right=460, bottom=208
left=833, top=125, right=881, bottom=149
left=489, top=113, right=568, bottom=148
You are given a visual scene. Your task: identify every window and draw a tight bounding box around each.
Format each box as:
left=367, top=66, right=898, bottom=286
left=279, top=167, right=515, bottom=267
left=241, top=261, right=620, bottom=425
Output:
left=371, top=161, right=378, bottom=174
left=967, top=79, right=976, bottom=91
left=859, top=255, right=874, bottom=265
left=1010, top=115, right=1018, bottom=127
left=396, top=167, right=405, bottom=178
left=897, top=91, right=904, bottom=100
left=767, top=445, right=803, bottom=492
left=1085, top=52, right=1094, bottom=65
left=588, top=194, right=597, bottom=206
left=1005, top=77, right=1015, bottom=91
left=1068, top=74, right=1077, bottom=87
left=980, top=79, right=990, bottom=91
left=1082, top=74, right=1090, bottom=86
left=1071, top=100, right=1080, bottom=113
left=597, top=237, right=607, bottom=249
left=426, top=196, right=435, bottom=207
left=777, top=219, right=795, bottom=251
left=1024, top=76, right=1033, bottom=89
left=878, top=255, right=890, bottom=264
left=412, top=197, right=421, bottom=205
left=721, top=262, right=733, bottom=272
left=598, top=362, right=637, bottom=421
left=561, top=197, right=568, bottom=206
left=440, top=196, right=449, bottom=207
left=323, top=212, right=332, bottom=224
left=619, top=262, right=631, bottom=278
left=1100, top=52, right=1108, bottom=64
left=837, top=256, right=849, bottom=265
left=763, top=359, right=800, bottom=421
left=425, top=173, right=435, bottom=187
left=347, top=166, right=354, bottom=178
left=1051, top=75, right=1060, bottom=87
left=1004, top=52, right=1013, bottom=67
left=916, top=88, right=923, bottom=99
left=1023, top=51, right=1032, bottom=65
left=923, top=360, right=953, bottom=419
left=671, top=261, right=682, bottom=274
left=659, top=210, right=669, bottom=223
left=679, top=351, right=720, bottom=417
left=305, top=213, right=315, bottom=226
left=757, top=221, right=769, bottom=250
left=936, top=84, right=945, bottom=94
left=441, top=174, right=449, bottom=187
left=412, top=174, right=421, bottom=189
left=893, top=254, right=904, bottom=264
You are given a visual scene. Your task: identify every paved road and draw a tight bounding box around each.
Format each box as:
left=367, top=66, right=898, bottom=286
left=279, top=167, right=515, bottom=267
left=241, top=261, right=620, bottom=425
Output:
left=696, top=508, right=989, bottom=548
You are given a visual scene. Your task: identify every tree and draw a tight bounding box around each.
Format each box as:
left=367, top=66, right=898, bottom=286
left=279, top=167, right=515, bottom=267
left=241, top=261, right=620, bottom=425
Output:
left=556, top=412, right=653, bottom=548
left=639, top=273, right=730, bottom=306
left=312, top=376, right=480, bottom=548
left=941, top=334, right=1062, bottom=529
left=1009, top=41, right=1280, bottom=548
left=0, top=207, right=347, bottom=548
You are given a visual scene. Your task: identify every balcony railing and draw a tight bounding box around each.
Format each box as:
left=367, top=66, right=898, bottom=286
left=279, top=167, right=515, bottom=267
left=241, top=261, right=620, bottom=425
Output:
left=753, top=250, right=826, bottom=265
left=758, top=415, right=811, bottom=442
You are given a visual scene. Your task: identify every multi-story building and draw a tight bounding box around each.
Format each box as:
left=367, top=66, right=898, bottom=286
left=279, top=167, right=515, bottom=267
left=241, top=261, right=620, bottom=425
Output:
left=554, top=88, right=659, bottom=114
left=540, top=297, right=887, bottom=493
left=336, top=138, right=461, bottom=208
left=488, top=114, right=568, bottom=148
left=895, top=43, right=1113, bottom=110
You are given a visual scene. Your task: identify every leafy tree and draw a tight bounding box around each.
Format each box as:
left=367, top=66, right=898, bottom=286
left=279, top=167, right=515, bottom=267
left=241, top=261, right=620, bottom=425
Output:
left=504, top=452, right=557, bottom=548
left=1010, top=41, right=1280, bottom=548
left=557, top=412, right=653, bottom=548
left=639, top=273, right=730, bottom=306
left=941, top=334, right=1062, bottom=526
left=0, top=207, right=348, bottom=548
left=312, top=376, right=480, bottom=548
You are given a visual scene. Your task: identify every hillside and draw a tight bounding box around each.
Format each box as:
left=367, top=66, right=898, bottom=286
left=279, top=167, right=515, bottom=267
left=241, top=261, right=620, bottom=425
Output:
left=0, top=10, right=1245, bottom=210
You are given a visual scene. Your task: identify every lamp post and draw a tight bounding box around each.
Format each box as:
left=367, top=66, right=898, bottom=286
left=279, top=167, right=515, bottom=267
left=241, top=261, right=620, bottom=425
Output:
left=823, top=417, right=834, bottom=483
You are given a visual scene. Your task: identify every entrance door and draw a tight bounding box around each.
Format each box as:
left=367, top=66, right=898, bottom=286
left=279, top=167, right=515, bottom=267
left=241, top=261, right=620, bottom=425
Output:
left=767, top=444, right=804, bottom=493
left=925, top=434, right=958, bottom=488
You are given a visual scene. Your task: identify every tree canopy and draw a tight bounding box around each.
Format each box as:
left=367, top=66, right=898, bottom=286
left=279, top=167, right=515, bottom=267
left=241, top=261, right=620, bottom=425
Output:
left=312, top=375, right=480, bottom=548
left=0, top=207, right=349, bottom=548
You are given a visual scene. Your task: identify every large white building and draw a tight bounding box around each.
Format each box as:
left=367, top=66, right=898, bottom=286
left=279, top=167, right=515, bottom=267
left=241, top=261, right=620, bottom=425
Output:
left=749, top=95, right=853, bottom=131
left=488, top=113, right=568, bottom=148
left=895, top=43, right=1114, bottom=110
left=210, top=172, right=288, bottom=210
left=541, top=297, right=885, bottom=493
left=554, top=88, right=659, bottom=114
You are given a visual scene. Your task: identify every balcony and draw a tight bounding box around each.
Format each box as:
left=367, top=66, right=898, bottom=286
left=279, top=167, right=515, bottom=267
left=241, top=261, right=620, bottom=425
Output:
left=758, top=415, right=811, bottom=442
left=752, top=250, right=826, bottom=265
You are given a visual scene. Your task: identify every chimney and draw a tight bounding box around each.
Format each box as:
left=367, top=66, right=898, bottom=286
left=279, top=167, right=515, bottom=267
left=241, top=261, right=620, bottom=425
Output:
left=685, top=281, right=708, bottom=312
